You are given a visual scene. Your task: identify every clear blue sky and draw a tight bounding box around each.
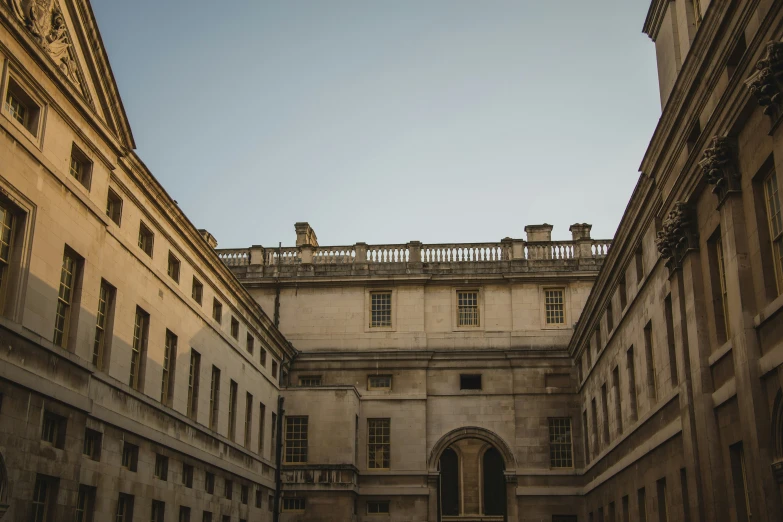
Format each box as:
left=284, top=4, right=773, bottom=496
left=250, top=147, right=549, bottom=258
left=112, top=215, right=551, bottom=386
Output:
left=92, top=1, right=661, bottom=248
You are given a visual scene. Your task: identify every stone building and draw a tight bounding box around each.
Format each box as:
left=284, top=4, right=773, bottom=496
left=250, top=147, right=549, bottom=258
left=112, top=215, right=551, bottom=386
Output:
left=1, top=0, right=783, bottom=522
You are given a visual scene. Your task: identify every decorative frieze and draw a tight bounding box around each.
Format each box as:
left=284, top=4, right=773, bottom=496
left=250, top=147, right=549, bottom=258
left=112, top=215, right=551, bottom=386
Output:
left=656, top=202, right=698, bottom=272
left=9, top=0, right=82, bottom=90
left=746, top=41, right=783, bottom=122
left=698, top=136, right=741, bottom=203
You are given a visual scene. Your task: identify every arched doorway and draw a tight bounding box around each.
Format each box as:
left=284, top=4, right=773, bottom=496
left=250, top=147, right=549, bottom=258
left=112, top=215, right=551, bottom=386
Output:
left=439, top=448, right=460, bottom=516
left=482, top=447, right=506, bottom=515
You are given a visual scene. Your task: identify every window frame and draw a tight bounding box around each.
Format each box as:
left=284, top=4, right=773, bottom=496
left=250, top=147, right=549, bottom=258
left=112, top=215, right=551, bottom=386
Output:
left=129, top=307, right=149, bottom=391
left=106, top=187, right=123, bottom=226
left=92, top=279, right=116, bottom=370
left=121, top=441, right=139, bottom=472
left=459, top=374, right=482, bottom=391
left=191, top=277, right=203, bottom=305
left=138, top=221, right=154, bottom=257
left=3, top=73, right=43, bottom=141
left=282, top=498, right=306, bottom=512
left=161, top=329, right=178, bottom=406
left=154, top=453, right=169, bottom=481
left=454, top=288, right=481, bottom=329
left=367, top=418, right=391, bottom=470
left=298, top=375, right=322, bottom=387
left=542, top=287, right=567, bottom=328
left=763, top=169, right=783, bottom=295
left=368, top=374, right=392, bottom=391
left=284, top=416, right=309, bottom=463
left=53, top=246, right=83, bottom=350
left=367, top=500, right=391, bottom=515
left=68, top=143, right=93, bottom=190
left=167, top=251, right=181, bottom=283
left=187, top=349, right=201, bottom=420
left=82, top=428, right=102, bottom=461
left=548, top=417, right=574, bottom=469
left=212, top=298, right=222, bottom=324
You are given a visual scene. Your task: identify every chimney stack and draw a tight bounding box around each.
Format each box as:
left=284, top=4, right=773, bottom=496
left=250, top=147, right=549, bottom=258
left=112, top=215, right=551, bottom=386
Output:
left=295, top=222, right=318, bottom=247
left=524, top=224, right=553, bottom=242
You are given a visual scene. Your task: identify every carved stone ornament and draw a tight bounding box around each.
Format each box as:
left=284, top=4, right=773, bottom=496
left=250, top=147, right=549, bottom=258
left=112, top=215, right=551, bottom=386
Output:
left=10, top=0, right=82, bottom=89
left=698, top=136, right=741, bottom=202
left=746, top=41, right=783, bottom=120
left=655, top=202, right=698, bottom=272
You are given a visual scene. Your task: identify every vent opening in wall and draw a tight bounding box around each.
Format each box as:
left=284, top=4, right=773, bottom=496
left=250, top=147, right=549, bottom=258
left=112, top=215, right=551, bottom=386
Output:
left=460, top=374, right=482, bottom=390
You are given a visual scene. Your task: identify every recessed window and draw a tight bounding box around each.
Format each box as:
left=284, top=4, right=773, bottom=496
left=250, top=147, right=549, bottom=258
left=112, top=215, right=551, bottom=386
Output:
left=268, top=494, right=274, bottom=512
left=370, top=291, right=392, bottom=327
left=763, top=170, right=783, bottom=294
left=187, top=350, right=201, bottom=421
left=192, top=277, right=203, bottom=305
left=368, top=418, right=390, bottom=469
left=106, top=188, right=123, bottom=225
left=231, top=316, right=239, bottom=339
left=76, top=484, right=96, bottom=522
left=129, top=307, right=149, bottom=391
left=205, top=472, right=215, bottom=494
left=92, top=279, right=116, bottom=370
left=545, top=289, right=565, bottom=325
left=212, top=298, right=222, bottom=323
left=244, top=392, right=253, bottom=449
left=367, top=500, right=390, bottom=514
left=272, top=360, right=278, bottom=380
left=138, top=222, right=154, bottom=257
left=41, top=410, right=66, bottom=448
left=0, top=200, right=20, bottom=317
left=282, top=498, right=305, bottom=512
left=457, top=290, right=479, bottom=327
left=285, top=416, right=308, bottom=463
left=161, top=330, right=178, bottom=406
left=368, top=375, right=392, bottom=390
left=228, top=380, right=238, bottom=441
left=115, top=493, right=134, bottom=522
left=69, top=144, right=92, bottom=190
left=548, top=417, right=573, bottom=468
left=179, top=506, right=191, bottom=522
left=460, top=374, right=482, bottom=390
left=224, top=479, right=233, bottom=500
left=256, top=488, right=263, bottom=508
left=182, top=463, right=193, bottom=488
left=298, top=375, right=322, bottom=386
left=54, top=247, right=82, bottom=349
left=202, top=511, right=212, bottom=522
left=260, top=348, right=267, bottom=367
left=31, top=475, right=59, bottom=522
left=246, top=333, right=254, bottom=354
left=154, top=454, right=169, bottom=481
left=121, top=441, right=139, bottom=472
left=4, top=76, right=40, bottom=136
left=151, top=500, right=165, bottom=522
left=168, top=252, right=181, bottom=283
left=83, top=428, right=102, bottom=461
left=209, top=365, right=220, bottom=430
left=241, top=484, right=249, bottom=505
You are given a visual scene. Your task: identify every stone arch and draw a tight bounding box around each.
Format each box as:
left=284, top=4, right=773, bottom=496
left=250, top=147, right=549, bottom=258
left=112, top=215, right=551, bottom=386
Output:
left=427, top=426, right=516, bottom=472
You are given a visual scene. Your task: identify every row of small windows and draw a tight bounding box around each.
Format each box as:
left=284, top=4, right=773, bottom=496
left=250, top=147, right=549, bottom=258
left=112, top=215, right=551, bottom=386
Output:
left=278, top=498, right=390, bottom=514
left=368, top=288, right=566, bottom=328
left=295, top=373, right=483, bottom=391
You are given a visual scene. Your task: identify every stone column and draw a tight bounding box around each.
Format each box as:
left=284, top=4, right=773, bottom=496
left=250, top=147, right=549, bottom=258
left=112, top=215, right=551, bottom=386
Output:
left=427, top=473, right=439, bottom=522
left=504, top=472, right=518, bottom=521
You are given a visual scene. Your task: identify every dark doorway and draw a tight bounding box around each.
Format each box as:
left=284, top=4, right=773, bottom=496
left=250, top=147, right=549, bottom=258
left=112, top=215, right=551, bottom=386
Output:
left=482, top=447, right=506, bottom=516
left=439, top=448, right=460, bottom=516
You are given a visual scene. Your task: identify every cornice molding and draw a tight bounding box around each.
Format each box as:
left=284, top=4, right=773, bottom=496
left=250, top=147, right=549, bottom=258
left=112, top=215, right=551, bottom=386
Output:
left=642, top=0, right=669, bottom=41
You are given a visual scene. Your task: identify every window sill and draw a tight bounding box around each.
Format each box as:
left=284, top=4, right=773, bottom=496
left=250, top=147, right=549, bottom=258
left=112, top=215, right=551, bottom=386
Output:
left=754, top=293, right=783, bottom=328
left=708, top=339, right=733, bottom=367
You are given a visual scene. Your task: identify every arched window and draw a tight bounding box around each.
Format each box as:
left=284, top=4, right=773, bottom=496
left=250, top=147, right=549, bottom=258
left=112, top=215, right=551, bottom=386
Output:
left=482, top=447, right=506, bottom=515
left=439, top=448, right=460, bottom=516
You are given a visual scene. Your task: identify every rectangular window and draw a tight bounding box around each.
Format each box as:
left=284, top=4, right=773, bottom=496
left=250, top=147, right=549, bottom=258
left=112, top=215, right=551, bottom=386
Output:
left=41, top=410, right=66, bottom=448
left=644, top=321, right=657, bottom=401
left=271, top=412, right=277, bottom=450
left=151, top=500, right=165, bottom=522
left=83, top=428, right=102, bottom=461
left=612, top=366, right=622, bottom=436
left=282, top=498, right=305, bottom=512
left=260, top=348, right=267, bottom=367
left=161, top=330, right=178, bottom=406
left=106, top=188, right=123, bottom=225
left=638, top=487, right=647, bottom=522
left=606, top=301, right=614, bottom=332
left=187, top=350, right=201, bottom=420
left=231, top=316, right=239, bottom=339
left=460, top=374, right=482, bottom=390
left=212, top=299, right=222, bottom=323
left=635, top=245, right=645, bottom=284
left=545, top=289, right=565, bottom=324
left=154, top=454, right=168, bottom=481
left=619, top=275, right=628, bottom=310
left=298, top=375, right=322, bottom=386
left=367, top=500, right=390, bottom=514
left=5, top=76, right=40, bottom=135
left=730, top=442, right=752, bottom=522
left=601, top=384, right=610, bottom=444
left=129, top=307, right=149, bottom=391
left=228, top=380, right=238, bottom=441
left=31, top=474, right=57, bottom=522
left=368, top=375, right=392, bottom=390
left=246, top=333, right=254, bottom=354
left=627, top=346, right=638, bottom=421
left=622, top=495, right=630, bottom=522
left=191, top=277, right=203, bottom=305
left=115, top=493, right=134, bottom=522
left=657, top=477, right=669, bottom=522
left=244, top=392, right=253, bottom=449
left=209, top=366, right=220, bottom=430
left=92, top=280, right=115, bottom=369
left=54, top=248, right=81, bottom=348
left=241, top=484, right=249, bottom=505
left=178, top=506, right=191, bottom=522
left=224, top=479, right=233, bottom=500
left=205, top=472, right=215, bottom=494
left=548, top=417, right=573, bottom=468
left=168, top=252, right=181, bottom=283
left=0, top=201, right=17, bottom=317
left=370, top=291, right=392, bottom=327
left=457, top=290, right=479, bottom=326
left=138, top=222, right=154, bottom=257
left=368, top=418, right=391, bottom=469
left=272, top=360, right=278, bottom=380
left=182, top=463, right=193, bottom=488
left=69, top=144, right=92, bottom=190
left=256, top=488, right=263, bottom=508
left=664, top=294, right=678, bottom=386
left=764, top=170, right=783, bottom=293
left=268, top=494, right=274, bottom=512
left=590, top=398, right=599, bottom=455
left=75, top=484, right=96, bottom=522
left=285, top=416, right=308, bottom=463
left=715, top=234, right=731, bottom=341
left=121, top=441, right=139, bottom=471
left=202, top=512, right=212, bottom=522
left=680, top=468, right=691, bottom=522
left=258, top=402, right=266, bottom=454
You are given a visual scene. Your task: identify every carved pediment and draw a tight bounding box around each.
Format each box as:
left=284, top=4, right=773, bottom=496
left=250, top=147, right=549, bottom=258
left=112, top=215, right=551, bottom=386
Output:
left=746, top=41, right=783, bottom=121
left=698, top=136, right=741, bottom=204
left=9, top=0, right=82, bottom=91
left=656, top=202, right=698, bottom=272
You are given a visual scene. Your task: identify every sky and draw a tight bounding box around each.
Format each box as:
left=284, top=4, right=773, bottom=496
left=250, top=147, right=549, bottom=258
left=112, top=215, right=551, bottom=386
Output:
left=91, top=1, right=661, bottom=248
